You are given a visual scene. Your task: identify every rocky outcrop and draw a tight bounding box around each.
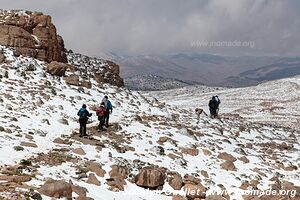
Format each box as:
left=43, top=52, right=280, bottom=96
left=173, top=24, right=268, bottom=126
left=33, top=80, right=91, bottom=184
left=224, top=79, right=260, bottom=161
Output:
left=67, top=52, right=124, bottom=87
left=0, top=10, right=67, bottom=62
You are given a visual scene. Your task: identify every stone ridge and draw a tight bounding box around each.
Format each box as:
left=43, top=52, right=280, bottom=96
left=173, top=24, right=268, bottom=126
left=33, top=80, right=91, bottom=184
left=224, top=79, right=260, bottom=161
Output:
left=0, top=10, right=67, bottom=63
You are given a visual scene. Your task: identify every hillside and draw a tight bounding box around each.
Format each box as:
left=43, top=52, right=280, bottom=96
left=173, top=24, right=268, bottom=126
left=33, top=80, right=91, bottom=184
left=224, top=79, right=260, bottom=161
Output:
left=103, top=52, right=300, bottom=89
left=112, top=53, right=283, bottom=88
left=124, top=74, right=199, bottom=91
left=0, top=46, right=299, bottom=200
left=0, top=10, right=299, bottom=200
left=144, top=76, right=300, bottom=130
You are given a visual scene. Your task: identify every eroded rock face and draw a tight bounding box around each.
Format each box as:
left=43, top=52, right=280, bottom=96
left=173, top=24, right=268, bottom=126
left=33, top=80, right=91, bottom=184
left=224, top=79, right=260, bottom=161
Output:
left=0, top=10, right=67, bottom=63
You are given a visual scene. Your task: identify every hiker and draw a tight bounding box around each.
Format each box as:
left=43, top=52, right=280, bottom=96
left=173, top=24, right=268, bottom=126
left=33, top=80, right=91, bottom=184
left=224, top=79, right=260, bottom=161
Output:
left=77, top=104, right=92, bottom=137
left=195, top=108, right=204, bottom=124
left=209, top=96, right=220, bottom=118
left=101, top=95, right=113, bottom=127
left=214, top=95, right=221, bottom=116
left=96, top=102, right=106, bottom=131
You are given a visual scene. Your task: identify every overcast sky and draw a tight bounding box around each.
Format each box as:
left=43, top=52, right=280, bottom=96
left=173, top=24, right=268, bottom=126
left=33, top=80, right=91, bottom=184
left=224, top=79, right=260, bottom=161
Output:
left=1, top=0, right=300, bottom=56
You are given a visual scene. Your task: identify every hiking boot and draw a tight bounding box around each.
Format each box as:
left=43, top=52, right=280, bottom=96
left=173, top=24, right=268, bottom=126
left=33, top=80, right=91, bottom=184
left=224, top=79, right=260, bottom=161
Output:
left=79, top=135, right=83, bottom=138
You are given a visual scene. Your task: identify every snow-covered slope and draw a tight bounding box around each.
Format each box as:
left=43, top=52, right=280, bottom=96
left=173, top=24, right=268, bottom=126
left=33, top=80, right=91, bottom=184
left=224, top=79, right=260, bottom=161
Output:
left=144, top=77, right=300, bottom=130
left=0, top=46, right=299, bottom=200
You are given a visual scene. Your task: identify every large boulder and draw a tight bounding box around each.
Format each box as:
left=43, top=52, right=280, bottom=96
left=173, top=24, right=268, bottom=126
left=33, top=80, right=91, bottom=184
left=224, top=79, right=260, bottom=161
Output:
left=46, top=61, right=74, bottom=76
left=135, top=167, right=166, bottom=189
left=38, top=179, right=72, bottom=198
left=0, top=10, right=67, bottom=62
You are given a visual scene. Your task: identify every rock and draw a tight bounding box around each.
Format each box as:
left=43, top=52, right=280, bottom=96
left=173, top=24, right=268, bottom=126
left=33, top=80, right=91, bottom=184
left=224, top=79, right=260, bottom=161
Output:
left=30, top=193, right=42, bottom=200
left=0, top=51, right=5, bottom=63
left=20, top=141, right=38, bottom=148
left=203, top=149, right=212, bottom=156
left=38, top=179, right=72, bottom=198
left=59, top=118, right=69, bottom=125
left=167, top=172, right=183, bottom=190
left=94, top=60, right=124, bottom=87
left=201, top=170, right=209, bottom=178
left=53, top=137, right=66, bottom=144
left=172, top=195, right=188, bottom=200
left=239, top=156, right=250, bottom=164
left=0, top=10, right=67, bottom=62
left=72, top=185, right=88, bottom=197
left=86, top=161, right=106, bottom=177
left=240, top=181, right=250, bottom=190
left=106, top=165, right=128, bottom=191
left=205, top=195, right=227, bottom=200
left=0, top=175, right=31, bottom=183
left=183, top=183, right=206, bottom=199
left=157, top=136, right=176, bottom=145
left=181, top=148, right=199, bottom=156
left=106, top=177, right=126, bottom=191
left=183, top=174, right=201, bottom=185
left=76, top=196, right=94, bottom=200
left=46, top=61, right=71, bottom=76
left=135, top=167, right=166, bottom=189
left=220, top=161, right=237, bottom=171
left=25, top=134, right=34, bottom=140
left=86, top=173, right=101, bottom=186
left=109, top=165, right=128, bottom=180
left=64, top=75, right=80, bottom=86
left=13, top=146, right=24, bottom=151
left=217, top=152, right=237, bottom=162
left=72, top=147, right=86, bottom=155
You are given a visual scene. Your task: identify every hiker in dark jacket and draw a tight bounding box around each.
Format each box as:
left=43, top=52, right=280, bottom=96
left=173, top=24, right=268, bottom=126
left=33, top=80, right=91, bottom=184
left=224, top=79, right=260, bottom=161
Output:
left=209, top=96, right=220, bottom=118
left=77, top=104, right=92, bottom=137
left=96, top=102, right=106, bottom=131
left=101, top=95, right=113, bottom=127
left=214, top=95, right=221, bottom=116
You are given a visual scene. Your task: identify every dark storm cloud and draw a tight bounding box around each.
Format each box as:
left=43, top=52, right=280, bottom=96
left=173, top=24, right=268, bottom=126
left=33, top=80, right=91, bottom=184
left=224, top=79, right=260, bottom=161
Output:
left=1, top=0, right=300, bottom=56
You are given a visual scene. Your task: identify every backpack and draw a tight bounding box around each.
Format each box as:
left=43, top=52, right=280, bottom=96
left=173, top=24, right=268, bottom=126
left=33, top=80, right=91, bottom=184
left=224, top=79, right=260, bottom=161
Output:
left=107, top=101, right=112, bottom=110
left=96, top=107, right=105, bottom=117
left=78, top=108, right=87, bottom=119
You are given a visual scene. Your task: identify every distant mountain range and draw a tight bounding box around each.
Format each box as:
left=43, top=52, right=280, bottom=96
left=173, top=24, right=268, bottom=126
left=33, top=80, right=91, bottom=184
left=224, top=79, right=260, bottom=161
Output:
left=98, top=52, right=300, bottom=89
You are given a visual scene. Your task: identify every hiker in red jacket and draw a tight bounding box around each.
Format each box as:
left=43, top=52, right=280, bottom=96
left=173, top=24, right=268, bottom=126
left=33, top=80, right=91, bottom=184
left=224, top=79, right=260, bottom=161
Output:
left=96, top=102, right=106, bottom=131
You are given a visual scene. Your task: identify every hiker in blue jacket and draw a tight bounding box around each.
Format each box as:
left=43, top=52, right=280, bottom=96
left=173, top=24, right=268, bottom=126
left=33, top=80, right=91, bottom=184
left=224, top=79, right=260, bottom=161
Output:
left=101, top=95, right=113, bottom=127
left=77, top=104, right=92, bottom=137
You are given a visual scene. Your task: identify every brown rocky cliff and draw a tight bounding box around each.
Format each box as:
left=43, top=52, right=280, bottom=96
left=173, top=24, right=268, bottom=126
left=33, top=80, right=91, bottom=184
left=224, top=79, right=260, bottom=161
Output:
left=0, top=10, right=67, bottom=63
left=67, top=52, right=124, bottom=87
